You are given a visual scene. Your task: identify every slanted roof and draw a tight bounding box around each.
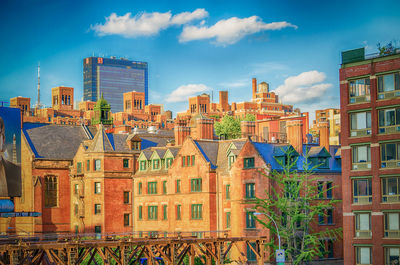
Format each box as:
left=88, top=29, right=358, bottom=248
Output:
left=167, top=147, right=180, bottom=158
left=308, top=146, right=331, bottom=158
left=112, top=134, right=131, bottom=152
left=154, top=148, right=167, bottom=158
left=23, top=123, right=92, bottom=160
left=272, top=145, right=298, bottom=157
left=87, top=125, right=114, bottom=152
left=194, top=140, right=219, bottom=169
left=141, top=149, right=153, bottom=160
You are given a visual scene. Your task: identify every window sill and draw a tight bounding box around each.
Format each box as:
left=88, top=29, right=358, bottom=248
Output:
left=319, top=223, right=336, bottom=226
left=353, top=236, right=372, bottom=240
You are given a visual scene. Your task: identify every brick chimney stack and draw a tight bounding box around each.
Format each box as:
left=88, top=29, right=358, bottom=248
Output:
left=174, top=120, right=191, bottom=145
left=318, top=121, right=330, bottom=151
left=252, top=78, right=257, bottom=101
left=196, top=118, right=214, bottom=140
left=241, top=121, right=256, bottom=138
left=286, top=120, right=303, bottom=154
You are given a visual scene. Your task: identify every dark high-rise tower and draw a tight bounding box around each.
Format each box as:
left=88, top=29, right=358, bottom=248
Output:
left=83, top=57, right=148, bottom=112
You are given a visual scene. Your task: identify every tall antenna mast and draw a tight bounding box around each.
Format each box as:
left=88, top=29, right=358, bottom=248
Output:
left=36, top=62, right=42, bottom=109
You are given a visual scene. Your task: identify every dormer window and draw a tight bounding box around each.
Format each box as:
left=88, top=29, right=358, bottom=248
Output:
left=132, top=141, right=141, bottom=150
left=139, top=161, right=147, bottom=171
left=152, top=159, right=160, bottom=170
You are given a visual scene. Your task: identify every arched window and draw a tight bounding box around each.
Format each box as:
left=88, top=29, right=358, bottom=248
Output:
left=44, top=176, right=58, bottom=207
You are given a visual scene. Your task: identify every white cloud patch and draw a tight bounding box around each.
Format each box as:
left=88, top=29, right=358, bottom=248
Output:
left=274, top=71, right=332, bottom=104
left=166, top=84, right=211, bottom=103
left=91, top=9, right=208, bottom=37
left=179, top=16, right=297, bottom=45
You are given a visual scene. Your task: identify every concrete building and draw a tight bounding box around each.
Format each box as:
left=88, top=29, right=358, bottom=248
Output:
left=340, top=47, right=400, bottom=264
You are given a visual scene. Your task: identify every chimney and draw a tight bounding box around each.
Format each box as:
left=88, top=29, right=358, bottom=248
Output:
left=252, top=78, right=257, bottom=100
left=286, top=120, right=303, bottom=154
left=174, top=125, right=191, bottom=146
left=317, top=121, right=330, bottom=151
left=241, top=121, right=256, bottom=138
left=219, top=91, right=228, bottom=111
left=196, top=118, right=214, bottom=140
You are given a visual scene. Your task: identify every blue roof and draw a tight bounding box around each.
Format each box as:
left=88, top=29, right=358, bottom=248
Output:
left=252, top=142, right=341, bottom=173
left=141, top=138, right=159, bottom=150
left=194, top=141, right=217, bottom=170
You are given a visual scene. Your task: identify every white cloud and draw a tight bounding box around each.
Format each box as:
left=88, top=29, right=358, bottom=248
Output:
left=274, top=71, right=332, bottom=104
left=166, top=84, right=211, bottom=103
left=91, top=9, right=208, bottom=37
left=179, top=16, right=297, bottom=45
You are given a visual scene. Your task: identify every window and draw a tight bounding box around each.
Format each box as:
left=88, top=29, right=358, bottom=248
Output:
left=355, top=212, right=371, bottom=238
left=95, top=159, right=101, bottom=171
left=247, top=243, right=257, bottom=261
left=378, top=72, right=400, bottom=100
left=186, top=156, right=190, bottom=166
left=176, top=205, right=181, bottom=220
left=124, top=213, right=130, bottom=226
left=226, top=212, right=231, bottom=228
left=182, top=156, right=185, bottom=167
left=350, top=111, right=371, bottom=137
left=123, top=191, right=130, bottom=204
left=384, top=212, right=400, bottom=238
left=123, top=159, right=129, bottom=168
left=191, top=204, right=202, bottom=219
left=226, top=185, right=231, bottom=200
left=381, top=142, right=400, bottom=168
left=228, top=155, right=236, bottom=169
left=352, top=145, right=371, bottom=170
left=77, top=162, right=82, bottom=173
left=44, top=176, right=58, bottom=207
left=355, top=246, right=372, bottom=265
left=94, top=226, right=101, bottom=234
left=139, top=161, right=146, bottom=171
left=191, top=155, right=195, bottom=166
left=246, top=212, right=256, bottom=228
left=86, top=160, right=90, bottom=171
left=191, top=178, right=202, bottom=192
left=176, top=179, right=181, bottom=193
left=379, top=107, right=400, bottom=134
left=74, top=184, right=79, bottom=195
left=349, top=78, right=370, bottom=104
left=163, top=205, right=168, bottom=220
left=318, top=182, right=324, bottom=199
left=245, top=183, right=255, bottom=199
left=138, top=182, right=142, bottom=195
left=148, top=206, right=158, bottom=220
left=138, top=206, right=142, bottom=220
left=94, top=204, right=101, bottom=214
left=152, top=159, right=160, bottom=170
left=94, top=182, right=101, bottom=194
left=318, top=213, right=324, bottom=224
left=353, top=179, right=372, bottom=204
left=166, top=158, right=173, bottom=168
left=326, top=182, right=333, bottom=199
left=327, top=209, right=333, bottom=224
left=163, top=181, right=167, bottom=194
left=385, top=247, right=400, bottom=265
left=74, top=204, right=78, bottom=215
left=244, top=157, right=255, bottom=169
left=327, top=240, right=334, bottom=259
left=148, top=182, right=157, bottom=194
left=382, top=177, right=400, bottom=202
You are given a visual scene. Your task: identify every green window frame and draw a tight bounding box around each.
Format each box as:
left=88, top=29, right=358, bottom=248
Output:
left=245, top=183, right=255, bottom=199
left=381, top=142, right=400, bottom=168
left=191, top=155, right=195, bottom=166
left=176, top=179, right=181, bottom=193
left=138, top=182, right=142, bottom=195
left=94, top=204, right=101, bottom=214
left=355, top=246, right=372, bottom=265
left=176, top=205, right=181, bottom=220
left=186, top=156, right=190, bottom=167
left=74, top=184, right=79, bottom=195
left=86, top=160, right=90, bottom=171
left=352, top=145, right=371, bottom=170
left=123, top=159, right=129, bottom=168
left=140, top=160, right=146, bottom=171
left=378, top=72, right=400, bottom=99
left=382, top=177, right=400, bottom=203
left=95, top=159, right=101, bottom=171
left=94, top=182, right=101, bottom=194
left=148, top=206, right=158, bottom=220
left=384, top=212, right=400, bottom=238
left=191, top=178, right=202, bottom=192
left=138, top=206, right=142, bottom=220
left=226, top=212, right=231, bottom=228
left=163, top=181, right=167, bottom=194
left=355, top=212, right=372, bottom=238
left=148, top=182, right=157, bottom=194
left=228, top=155, right=236, bottom=169
left=246, top=212, right=256, bottom=228
left=191, top=204, right=203, bottom=220
left=77, top=162, right=82, bottom=173
left=226, top=185, right=230, bottom=200
left=244, top=157, right=255, bottom=169
left=182, top=156, right=185, bottom=167
left=317, top=181, right=324, bottom=199
left=379, top=107, right=400, bottom=134
left=152, top=159, right=160, bottom=170
left=166, top=158, right=173, bottom=168
left=163, top=205, right=168, bottom=220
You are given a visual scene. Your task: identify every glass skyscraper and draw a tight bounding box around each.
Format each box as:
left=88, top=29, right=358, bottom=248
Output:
left=83, top=57, right=148, bottom=112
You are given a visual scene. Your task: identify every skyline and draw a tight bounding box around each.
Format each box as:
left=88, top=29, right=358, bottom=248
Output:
left=1, top=0, right=400, bottom=118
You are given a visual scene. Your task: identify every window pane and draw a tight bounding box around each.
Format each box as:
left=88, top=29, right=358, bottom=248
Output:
left=359, top=213, right=370, bottom=230
left=386, top=109, right=396, bottom=126
left=384, top=74, right=395, bottom=92
left=386, top=144, right=396, bottom=160
left=388, top=213, right=399, bottom=230
left=357, top=112, right=367, bottom=129
left=379, top=110, right=385, bottom=127
left=360, top=247, right=371, bottom=264
left=366, top=112, right=371, bottom=128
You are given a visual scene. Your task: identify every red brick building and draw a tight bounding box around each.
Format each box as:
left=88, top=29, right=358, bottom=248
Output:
left=340, top=47, right=400, bottom=264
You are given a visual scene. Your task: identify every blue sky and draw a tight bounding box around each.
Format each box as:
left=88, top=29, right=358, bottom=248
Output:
left=1, top=0, right=399, bottom=120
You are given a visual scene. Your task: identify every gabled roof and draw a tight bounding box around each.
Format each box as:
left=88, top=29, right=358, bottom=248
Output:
left=308, top=146, right=331, bottom=158
left=193, top=140, right=219, bottom=169
left=23, top=123, right=94, bottom=160
left=166, top=147, right=180, bottom=158
left=141, top=149, right=153, bottom=160
left=272, top=145, right=298, bottom=157
left=87, top=125, right=114, bottom=152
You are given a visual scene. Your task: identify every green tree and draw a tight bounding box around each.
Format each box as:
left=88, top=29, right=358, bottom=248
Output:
left=251, top=148, right=342, bottom=264
left=214, top=114, right=256, bottom=139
